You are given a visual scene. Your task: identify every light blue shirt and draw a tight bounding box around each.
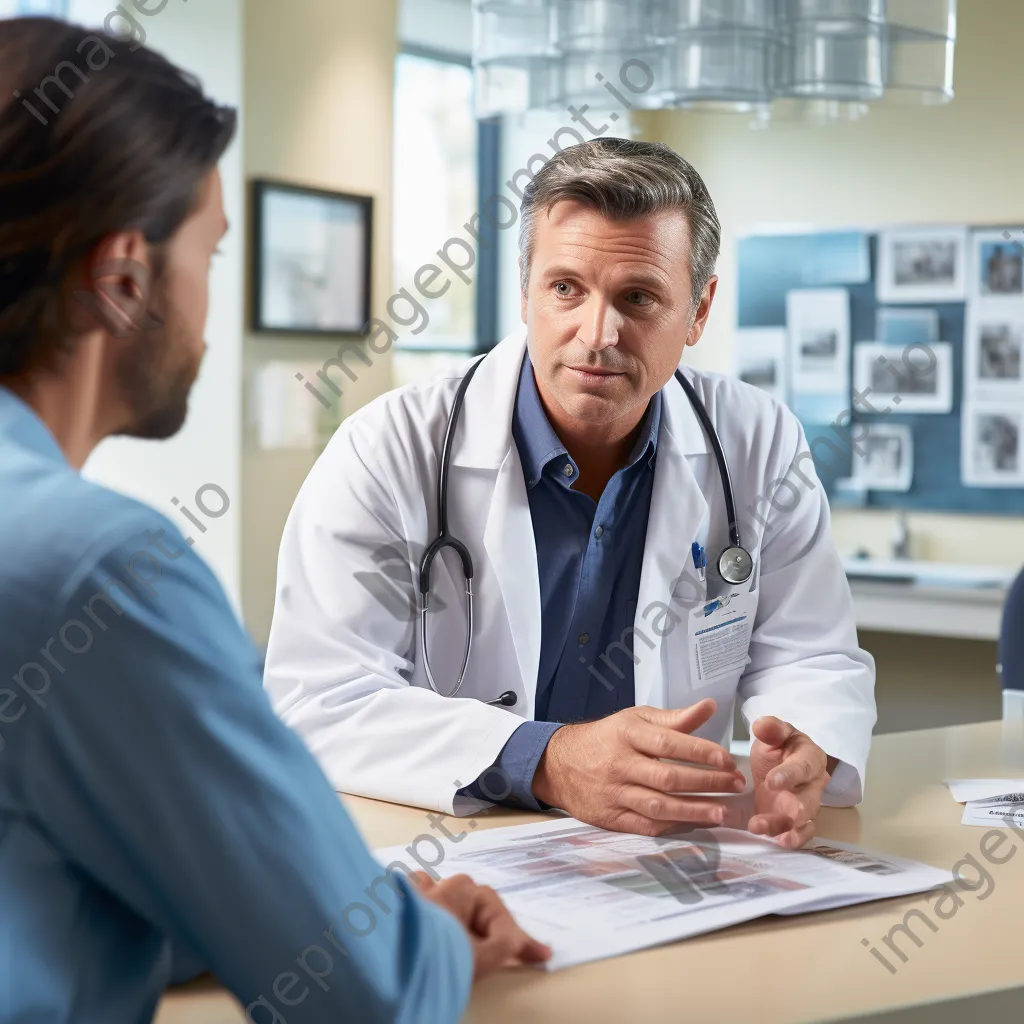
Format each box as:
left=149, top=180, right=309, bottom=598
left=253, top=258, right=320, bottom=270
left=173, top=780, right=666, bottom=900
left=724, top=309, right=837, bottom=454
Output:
left=0, top=387, right=471, bottom=1023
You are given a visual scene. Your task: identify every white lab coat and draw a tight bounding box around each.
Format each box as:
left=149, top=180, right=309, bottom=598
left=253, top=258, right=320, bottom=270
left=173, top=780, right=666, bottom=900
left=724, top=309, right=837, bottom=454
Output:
left=264, top=329, right=876, bottom=815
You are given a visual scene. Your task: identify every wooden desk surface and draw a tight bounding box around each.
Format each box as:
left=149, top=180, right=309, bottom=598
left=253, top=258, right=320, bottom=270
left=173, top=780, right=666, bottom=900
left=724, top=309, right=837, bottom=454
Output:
left=157, top=719, right=1024, bottom=1024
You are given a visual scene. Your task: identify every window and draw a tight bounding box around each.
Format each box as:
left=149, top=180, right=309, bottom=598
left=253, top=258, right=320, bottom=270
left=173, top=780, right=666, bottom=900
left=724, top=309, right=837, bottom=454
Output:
left=392, top=50, right=477, bottom=353
left=0, top=0, right=68, bottom=14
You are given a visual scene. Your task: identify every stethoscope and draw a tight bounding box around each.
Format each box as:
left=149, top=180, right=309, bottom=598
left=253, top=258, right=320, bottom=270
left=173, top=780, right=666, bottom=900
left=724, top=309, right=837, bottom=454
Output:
left=418, top=355, right=754, bottom=707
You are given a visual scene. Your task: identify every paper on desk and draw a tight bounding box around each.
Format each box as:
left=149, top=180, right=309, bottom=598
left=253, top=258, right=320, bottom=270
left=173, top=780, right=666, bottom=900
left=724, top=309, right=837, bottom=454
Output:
left=375, top=820, right=952, bottom=971
left=961, top=802, right=1024, bottom=828
left=946, top=779, right=1024, bottom=803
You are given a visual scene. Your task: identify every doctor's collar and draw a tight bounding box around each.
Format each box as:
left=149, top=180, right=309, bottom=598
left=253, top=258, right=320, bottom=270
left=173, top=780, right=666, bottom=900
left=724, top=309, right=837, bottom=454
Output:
left=511, top=353, right=661, bottom=489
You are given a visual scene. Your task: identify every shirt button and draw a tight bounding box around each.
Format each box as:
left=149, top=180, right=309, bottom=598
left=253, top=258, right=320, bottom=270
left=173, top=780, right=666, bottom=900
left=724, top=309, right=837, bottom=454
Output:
left=563, top=463, right=574, bottom=477
left=594, top=525, right=604, bottom=538
left=579, top=632, right=589, bottom=644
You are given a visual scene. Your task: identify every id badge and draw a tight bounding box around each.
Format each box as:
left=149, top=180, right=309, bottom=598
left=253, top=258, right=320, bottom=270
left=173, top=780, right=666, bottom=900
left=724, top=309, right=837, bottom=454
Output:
left=686, top=590, right=756, bottom=686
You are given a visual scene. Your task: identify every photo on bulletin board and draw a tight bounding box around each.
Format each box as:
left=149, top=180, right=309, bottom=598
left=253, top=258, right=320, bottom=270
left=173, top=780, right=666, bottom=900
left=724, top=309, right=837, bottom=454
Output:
left=961, top=403, right=1024, bottom=487
left=852, top=341, right=953, bottom=414
left=852, top=424, right=914, bottom=492
left=964, top=309, right=1024, bottom=401
left=969, top=228, right=1024, bottom=300
left=251, top=179, right=373, bottom=336
left=876, top=226, right=967, bottom=304
left=785, top=288, right=850, bottom=394
left=735, top=327, right=788, bottom=402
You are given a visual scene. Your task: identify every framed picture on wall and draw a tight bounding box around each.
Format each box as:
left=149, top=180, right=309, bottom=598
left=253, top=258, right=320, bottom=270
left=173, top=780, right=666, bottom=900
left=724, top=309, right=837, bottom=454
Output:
left=962, top=403, right=1024, bottom=487
left=964, top=308, right=1024, bottom=401
left=852, top=341, right=953, bottom=414
left=785, top=287, right=850, bottom=393
left=876, top=226, right=968, bottom=303
left=252, top=179, right=372, bottom=335
left=969, top=228, right=1024, bottom=299
left=852, top=424, right=914, bottom=492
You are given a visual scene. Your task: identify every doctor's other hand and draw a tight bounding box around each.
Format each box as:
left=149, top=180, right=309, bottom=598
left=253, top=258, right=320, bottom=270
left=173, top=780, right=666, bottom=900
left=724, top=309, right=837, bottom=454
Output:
left=531, top=699, right=746, bottom=836
left=411, top=872, right=552, bottom=977
left=747, top=716, right=834, bottom=850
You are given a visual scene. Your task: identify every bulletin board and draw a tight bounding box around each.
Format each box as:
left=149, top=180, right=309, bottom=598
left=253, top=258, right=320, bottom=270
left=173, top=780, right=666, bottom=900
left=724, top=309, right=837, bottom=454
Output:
left=737, top=228, right=1024, bottom=516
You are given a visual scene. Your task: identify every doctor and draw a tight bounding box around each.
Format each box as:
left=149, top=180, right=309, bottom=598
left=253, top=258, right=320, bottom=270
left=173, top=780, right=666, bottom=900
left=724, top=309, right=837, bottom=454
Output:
left=265, top=138, right=876, bottom=847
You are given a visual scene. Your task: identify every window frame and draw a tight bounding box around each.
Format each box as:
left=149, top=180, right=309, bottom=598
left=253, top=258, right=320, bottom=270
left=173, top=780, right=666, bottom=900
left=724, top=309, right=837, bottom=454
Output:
left=394, top=45, right=501, bottom=355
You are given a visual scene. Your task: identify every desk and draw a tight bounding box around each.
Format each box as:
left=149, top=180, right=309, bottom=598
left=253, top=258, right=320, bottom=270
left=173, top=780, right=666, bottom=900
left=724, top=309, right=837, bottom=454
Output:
left=844, top=560, right=1012, bottom=641
left=157, top=720, right=1024, bottom=1024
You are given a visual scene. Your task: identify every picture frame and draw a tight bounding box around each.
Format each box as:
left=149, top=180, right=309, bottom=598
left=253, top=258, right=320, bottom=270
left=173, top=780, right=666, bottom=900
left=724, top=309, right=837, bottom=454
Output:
left=852, top=341, right=953, bottom=415
left=964, top=307, right=1024, bottom=401
left=876, top=226, right=967, bottom=303
left=852, top=424, right=914, bottom=492
left=251, top=179, right=373, bottom=336
left=785, top=287, right=850, bottom=395
left=961, top=403, right=1024, bottom=488
left=735, top=327, right=788, bottom=403
left=969, top=227, right=1024, bottom=300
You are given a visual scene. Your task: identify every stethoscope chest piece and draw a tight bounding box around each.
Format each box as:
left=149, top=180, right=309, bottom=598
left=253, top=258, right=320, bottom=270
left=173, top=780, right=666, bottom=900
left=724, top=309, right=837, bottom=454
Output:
left=718, top=546, right=754, bottom=585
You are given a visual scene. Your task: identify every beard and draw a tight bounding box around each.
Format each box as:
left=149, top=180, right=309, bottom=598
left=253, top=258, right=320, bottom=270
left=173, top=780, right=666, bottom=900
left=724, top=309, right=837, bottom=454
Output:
left=113, top=310, right=205, bottom=440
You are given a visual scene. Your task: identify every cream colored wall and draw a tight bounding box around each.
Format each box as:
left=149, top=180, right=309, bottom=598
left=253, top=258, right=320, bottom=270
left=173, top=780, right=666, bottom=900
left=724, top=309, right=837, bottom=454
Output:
left=242, top=0, right=397, bottom=644
left=641, top=0, right=1024, bottom=570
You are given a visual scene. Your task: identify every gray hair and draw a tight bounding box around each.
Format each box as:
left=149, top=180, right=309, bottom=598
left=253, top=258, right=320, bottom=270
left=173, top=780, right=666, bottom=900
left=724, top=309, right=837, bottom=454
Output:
left=517, top=138, right=721, bottom=306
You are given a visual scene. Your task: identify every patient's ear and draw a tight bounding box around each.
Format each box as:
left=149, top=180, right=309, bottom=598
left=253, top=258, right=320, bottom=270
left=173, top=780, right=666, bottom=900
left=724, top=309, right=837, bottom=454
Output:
left=68, top=231, right=159, bottom=339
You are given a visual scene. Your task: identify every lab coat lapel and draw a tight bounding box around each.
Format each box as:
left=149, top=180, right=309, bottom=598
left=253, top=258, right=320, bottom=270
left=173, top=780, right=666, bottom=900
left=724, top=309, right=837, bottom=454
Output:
left=633, top=378, right=710, bottom=709
left=483, top=452, right=541, bottom=717
left=455, top=329, right=542, bottom=716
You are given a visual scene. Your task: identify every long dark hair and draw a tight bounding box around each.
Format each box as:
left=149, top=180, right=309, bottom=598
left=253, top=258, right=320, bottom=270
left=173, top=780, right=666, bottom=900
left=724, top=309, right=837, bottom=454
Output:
left=0, top=17, right=237, bottom=373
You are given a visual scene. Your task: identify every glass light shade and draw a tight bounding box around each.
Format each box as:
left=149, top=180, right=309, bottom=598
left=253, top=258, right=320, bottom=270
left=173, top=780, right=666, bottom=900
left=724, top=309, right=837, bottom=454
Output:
left=552, top=48, right=668, bottom=109
left=472, top=0, right=555, bottom=63
left=882, top=0, right=956, bottom=104
left=474, top=57, right=561, bottom=117
left=663, top=28, right=775, bottom=105
left=750, top=96, right=870, bottom=127
left=779, top=0, right=886, bottom=22
left=659, top=0, right=775, bottom=32
left=883, top=28, right=954, bottom=103
left=470, top=0, right=957, bottom=123
left=885, top=0, right=957, bottom=38
left=776, top=18, right=885, bottom=100
left=553, top=0, right=655, bottom=53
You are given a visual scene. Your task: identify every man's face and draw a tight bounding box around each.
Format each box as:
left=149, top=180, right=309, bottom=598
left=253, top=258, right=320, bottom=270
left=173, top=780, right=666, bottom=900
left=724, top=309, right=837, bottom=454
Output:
left=115, top=168, right=228, bottom=439
left=521, top=200, right=716, bottom=434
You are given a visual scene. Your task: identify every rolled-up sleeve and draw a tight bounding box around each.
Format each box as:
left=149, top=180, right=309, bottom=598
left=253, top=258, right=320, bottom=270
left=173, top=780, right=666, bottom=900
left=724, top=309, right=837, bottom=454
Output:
left=457, top=720, right=564, bottom=811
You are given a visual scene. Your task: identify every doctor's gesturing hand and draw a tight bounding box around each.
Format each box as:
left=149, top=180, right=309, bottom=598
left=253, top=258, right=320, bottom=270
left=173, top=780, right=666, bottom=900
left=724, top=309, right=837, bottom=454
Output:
left=747, top=716, right=838, bottom=850
left=531, top=698, right=746, bottom=835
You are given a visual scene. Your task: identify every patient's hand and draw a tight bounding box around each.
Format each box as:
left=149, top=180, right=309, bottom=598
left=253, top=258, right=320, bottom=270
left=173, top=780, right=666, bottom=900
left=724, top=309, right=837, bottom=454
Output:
left=412, top=872, right=551, bottom=977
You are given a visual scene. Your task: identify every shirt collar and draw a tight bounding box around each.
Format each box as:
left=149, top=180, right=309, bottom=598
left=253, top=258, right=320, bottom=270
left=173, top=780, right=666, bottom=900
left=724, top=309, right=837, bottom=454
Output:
left=0, top=385, right=69, bottom=466
left=512, top=354, right=662, bottom=489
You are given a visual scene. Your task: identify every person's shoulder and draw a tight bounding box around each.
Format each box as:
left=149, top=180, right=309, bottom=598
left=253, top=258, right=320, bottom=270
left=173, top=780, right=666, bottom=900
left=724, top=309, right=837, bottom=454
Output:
left=681, top=366, right=796, bottom=435
left=0, top=458, right=189, bottom=606
left=341, top=353, right=478, bottom=441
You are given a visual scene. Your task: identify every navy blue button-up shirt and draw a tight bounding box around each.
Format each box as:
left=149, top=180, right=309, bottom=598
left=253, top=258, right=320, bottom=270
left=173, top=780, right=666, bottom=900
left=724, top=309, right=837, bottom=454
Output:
left=460, top=354, right=661, bottom=809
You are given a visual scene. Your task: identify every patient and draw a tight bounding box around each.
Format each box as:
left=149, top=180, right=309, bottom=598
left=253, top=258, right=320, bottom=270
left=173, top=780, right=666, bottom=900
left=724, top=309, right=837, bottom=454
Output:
left=0, top=17, right=546, bottom=1023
